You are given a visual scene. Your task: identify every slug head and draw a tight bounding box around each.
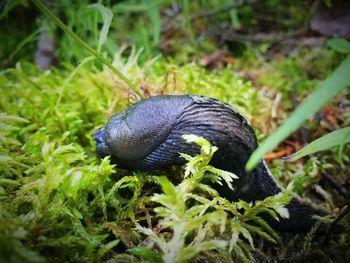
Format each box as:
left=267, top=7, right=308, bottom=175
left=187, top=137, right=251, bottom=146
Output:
left=93, top=95, right=193, bottom=163
left=93, top=112, right=125, bottom=159
left=93, top=127, right=111, bottom=158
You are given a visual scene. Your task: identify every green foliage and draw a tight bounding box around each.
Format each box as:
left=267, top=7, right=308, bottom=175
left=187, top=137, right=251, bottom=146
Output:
left=131, top=135, right=291, bottom=263
left=1, top=0, right=350, bottom=261
left=144, top=0, right=161, bottom=46
left=0, top=61, right=124, bottom=262
left=88, top=3, right=114, bottom=52
left=247, top=54, right=350, bottom=170
left=128, top=247, right=164, bottom=263
left=272, top=157, right=332, bottom=195
left=328, top=38, right=350, bottom=54
left=32, top=0, right=143, bottom=98
left=0, top=113, right=29, bottom=195
left=1, top=134, right=118, bottom=262
left=285, top=126, right=350, bottom=162
left=1, top=13, right=349, bottom=258
left=0, top=53, right=282, bottom=261
left=1, top=0, right=314, bottom=67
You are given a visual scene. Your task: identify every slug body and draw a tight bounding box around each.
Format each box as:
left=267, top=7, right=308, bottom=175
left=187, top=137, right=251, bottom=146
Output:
left=94, top=95, right=321, bottom=232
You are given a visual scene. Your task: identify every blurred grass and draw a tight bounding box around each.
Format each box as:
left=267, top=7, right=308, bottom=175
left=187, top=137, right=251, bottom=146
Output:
left=285, top=126, right=350, bottom=162
left=246, top=54, right=350, bottom=170
left=0, top=0, right=314, bottom=66
left=32, top=0, right=143, bottom=98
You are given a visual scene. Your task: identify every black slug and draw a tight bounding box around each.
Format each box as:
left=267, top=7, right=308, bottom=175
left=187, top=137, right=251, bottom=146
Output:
left=94, top=94, right=323, bottom=232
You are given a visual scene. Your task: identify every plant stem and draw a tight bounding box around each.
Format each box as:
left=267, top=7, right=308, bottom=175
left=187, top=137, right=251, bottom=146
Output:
left=55, top=56, right=94, bottom=110
left=32, top=0, right=144, bottom=99
left=182, top=0, right=197, bottom=55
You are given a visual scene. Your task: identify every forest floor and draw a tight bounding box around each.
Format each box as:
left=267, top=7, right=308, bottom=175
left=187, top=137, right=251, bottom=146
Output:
left=1, top=1, right=350, bottom=262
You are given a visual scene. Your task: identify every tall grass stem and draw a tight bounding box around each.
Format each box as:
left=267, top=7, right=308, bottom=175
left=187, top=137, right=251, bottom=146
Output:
left=32, top=0, right=144, bottom=99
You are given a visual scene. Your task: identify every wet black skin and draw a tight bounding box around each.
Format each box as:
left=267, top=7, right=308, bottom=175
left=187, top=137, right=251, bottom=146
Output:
left=94, top=94, right=323, bottom=232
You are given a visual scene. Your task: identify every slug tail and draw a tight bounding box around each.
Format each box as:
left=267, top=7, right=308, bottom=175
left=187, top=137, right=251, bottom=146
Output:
left=214, top=161, right=325, bottom=232
left=249, top=162, right=326, bottom=232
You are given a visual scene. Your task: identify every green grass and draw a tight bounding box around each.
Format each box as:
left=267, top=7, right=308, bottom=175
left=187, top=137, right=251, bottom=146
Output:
left=246, top=53, right=350, bottom=170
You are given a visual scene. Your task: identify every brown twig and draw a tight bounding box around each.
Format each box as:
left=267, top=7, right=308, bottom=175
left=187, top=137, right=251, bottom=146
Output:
left=264, top=146, right=294, bottom=161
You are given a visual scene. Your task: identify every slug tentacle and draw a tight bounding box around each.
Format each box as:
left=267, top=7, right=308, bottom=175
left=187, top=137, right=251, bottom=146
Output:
left=94, top=94, right=325, bottom=232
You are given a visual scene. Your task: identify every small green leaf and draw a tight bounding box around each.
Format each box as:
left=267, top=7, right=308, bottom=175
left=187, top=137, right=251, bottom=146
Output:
left=128, top=247, right=164, bottom=263
left=53, top=144, right=79, bottom=156
left=0, top=185, right=5, bottom=195
left=276, top=206, right=289, bottom=219
left=0, top=178, right=21, bottom=186
left=41, top=141, right=52, bottom=157
left=229, top=231, right=239, bottom=252
left=72, top=208, right=83, bottom=219
left=240, top=227, right=254, bottom=250
left=285, top=126, right=350, bottom=162
left=155, top=176, right=176, bottom=197
left=186, top=204, right=206, bottom=217
left=0, top=155, right=13, bottom=162
left=328, top=38, right=350, bottom=53
left=179, top=240, right=227, bottom=261
left=244, top=224, right=278, bottom=244
left=97, top=239, right=120, bottom=259
left=144, top=0, right=161, bottom=45
left=88, top=3, right=113, bottom=51
left=0, top=113, right=29, bottom=123
left=182, top=134, right=210, bottom=149
left=207, top=166, right=238, bottom=190
left=13, top=227, right=28, bottom=239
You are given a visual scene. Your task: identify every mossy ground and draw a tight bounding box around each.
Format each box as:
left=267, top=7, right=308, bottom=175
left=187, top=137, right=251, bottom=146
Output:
left=1, top=45, right=350, bottom=262
left=1, top=2, right=350, bottom=262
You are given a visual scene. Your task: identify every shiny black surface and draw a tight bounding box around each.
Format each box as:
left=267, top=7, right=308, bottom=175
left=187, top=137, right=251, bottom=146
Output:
left=94, top=95, right=323, bottom=232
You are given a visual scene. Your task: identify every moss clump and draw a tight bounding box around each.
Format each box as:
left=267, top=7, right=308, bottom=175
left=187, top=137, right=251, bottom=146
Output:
left=1, top=54, right=349, bottom=262
left=0, top=58, right=278, bottom=262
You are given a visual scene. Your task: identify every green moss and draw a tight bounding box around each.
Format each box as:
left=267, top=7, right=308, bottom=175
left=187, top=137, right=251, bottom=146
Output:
left=1, top=50, right=349, bottom=262
left=0, top=55, right=285, bottom=262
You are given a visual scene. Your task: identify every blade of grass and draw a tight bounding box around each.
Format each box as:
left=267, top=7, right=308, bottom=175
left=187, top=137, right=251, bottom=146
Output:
left=223, top=0, right=241, bottom=30
left=246, top=54, right=350, bottom=171
left=145, top=0, right=161, bottom=45
left=32, top=0, right=144, bottom=99
left=128, top=247, right=164, bottom=263
left=139, top=23, right=152, bottom=61
left=88, top=3, right=113, bottom=52
left=55, top=56, right=94, bottom=110
left=113, top=3, right=148, bottom=13
left=9, top=28, right=42, bottom=61
left=284, top=126, right=350, bottom=162
left=0, top=0, right=20, bottom=21
left=182, top=0, right=197, bottom=52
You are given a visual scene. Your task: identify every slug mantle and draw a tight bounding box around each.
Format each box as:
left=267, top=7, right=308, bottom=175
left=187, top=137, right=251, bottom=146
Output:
left=94, top=94, right=324, bottom=232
